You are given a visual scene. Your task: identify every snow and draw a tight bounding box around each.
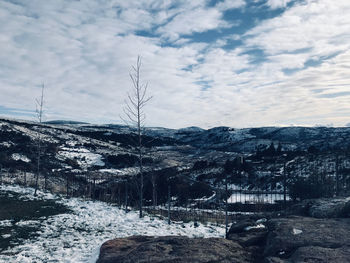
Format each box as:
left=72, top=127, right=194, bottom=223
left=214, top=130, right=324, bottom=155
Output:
left=292, top=228, right=303, bottom=235
left=66, top=141, right=77, bottom=147
left=244, top=224, right=265, bottom=231
left=98, top=167, right=140, bottom=176
left=228, top=128, right=256, bottom=141
left=0, top=142, right=11, bottom=148
left=256, top=218, right=267, bottom=224
left=57, top=147, right=105, bottom=168
left=11, top=153, right=31, bottom=163
left=0, top=185, right=225, bottom=263
left=15, top=220, right=41, bottom=227
left=193, top=191, right=216, bottom=201
left=0, top=220, right=12, bottom=227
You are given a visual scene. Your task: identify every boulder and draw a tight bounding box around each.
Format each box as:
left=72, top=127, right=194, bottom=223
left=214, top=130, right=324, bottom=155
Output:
left=264, top=246, right=350, bottom=263
left=227, top=218, right=268, bottom=248
left=287, top=197, right=350, bottom=218
left=97, top=235, right=252, bottom=263
left=264, top=216, right=350, bottom=258
left=308, top=198, right=350, bottom=218
left=290, top=246, right=350, bottom=263
left=264, top=257, right=286, bottom=263
left=227, top=219, right=256, bottom=235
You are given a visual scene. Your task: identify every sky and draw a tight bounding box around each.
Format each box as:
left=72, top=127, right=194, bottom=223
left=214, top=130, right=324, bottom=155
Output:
left=0, top=0, right=349, bottom=129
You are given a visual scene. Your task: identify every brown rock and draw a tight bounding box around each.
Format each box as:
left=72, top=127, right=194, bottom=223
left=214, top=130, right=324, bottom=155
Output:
left=290, top=246, right=350, bottom=263
left=227, top=218, right=268, bottom=248
left=97, top=235, right=252, bottom=263
left=308, top=198, right=350, bottom=218
left=264, top=216, right=350, bottom=257
left=227, top=219, right=256, bottom=235
left=287, top=197, right=350, bottom=218
left=264, top=257, right=286, bottom=263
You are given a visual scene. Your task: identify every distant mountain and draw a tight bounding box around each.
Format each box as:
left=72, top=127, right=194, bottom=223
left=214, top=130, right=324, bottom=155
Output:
left=44, top=120, right=89, bottom=125
left=143, top=125, right=350, bottom=153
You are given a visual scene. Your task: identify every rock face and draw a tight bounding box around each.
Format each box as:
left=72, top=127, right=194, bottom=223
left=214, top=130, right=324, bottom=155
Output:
left=227, top=218, right=268, bottom=248
left=264, top=216, right=350, bottom=262
left=309, top=198, right=350, bottom=218
left=287, top=197, right=350, bottom=218
left=289, top=246, right=350, bottom=263
left=97, top=235, right=252, bottom=263
left=227, top=218, right=268, bottom=262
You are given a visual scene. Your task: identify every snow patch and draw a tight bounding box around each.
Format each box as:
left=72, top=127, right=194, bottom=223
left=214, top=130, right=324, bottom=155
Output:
left=57, top=147, right=105, bottom=168
left=244, top=224, right=265, bottom=231
left=0, top=142, right=11, bottom=148
left=11, top=153, right=31, bottom=163
left=256, top=218, right=267, bottom=224
left=15, top=220, right=41, bottom=227
left=292, top=228, right=303, bottom=235
left=0, top=220, right=13, bottom=227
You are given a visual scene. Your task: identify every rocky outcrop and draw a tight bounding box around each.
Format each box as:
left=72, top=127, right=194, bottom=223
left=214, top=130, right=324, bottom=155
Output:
left=309, top=198, right=350, bottom=218
left=96, top=235, right=252, bottom=263
left=227, top=218, right=268, bottom=249
left=287, top=197, right=350, bottom=218
left=289, top=246, right=350, bottom=262
left=97, top=198, right=350, bottom=263
left=264, top=216, right=350, bottom=262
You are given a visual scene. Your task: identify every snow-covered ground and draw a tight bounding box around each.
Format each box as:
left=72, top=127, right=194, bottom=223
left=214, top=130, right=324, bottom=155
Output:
left=11, top=153, right=31, bottom=163
left=0, top=185, right=225, bottom=263
left=57, top=147, right=105, bottom=168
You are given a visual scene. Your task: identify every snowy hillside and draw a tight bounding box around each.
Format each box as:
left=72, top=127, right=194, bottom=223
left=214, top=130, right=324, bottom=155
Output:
left=1, top=117, right=350, bottom=208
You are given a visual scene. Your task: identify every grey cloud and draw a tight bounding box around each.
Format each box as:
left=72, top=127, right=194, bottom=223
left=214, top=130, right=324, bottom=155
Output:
left=318, top=92, right=350, bottom=99
left=0, top=0, right=349, bottom=128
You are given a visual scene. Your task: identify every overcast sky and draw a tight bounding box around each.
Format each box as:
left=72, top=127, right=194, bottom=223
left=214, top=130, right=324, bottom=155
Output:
left=0, top=0, right=349, bottom=128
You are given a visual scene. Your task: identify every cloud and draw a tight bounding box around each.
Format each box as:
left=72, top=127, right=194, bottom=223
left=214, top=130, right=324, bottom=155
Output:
left=266, top=0, right=293, bottom=9
left=0, top=0, right=349, bottom=128
left=216, top=0, right=246, bottom=11
left=156, top=7, right=230, bottom=41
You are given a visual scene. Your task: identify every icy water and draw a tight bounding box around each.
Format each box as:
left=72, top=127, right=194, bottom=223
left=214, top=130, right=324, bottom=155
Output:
left=0, top=185, right=225, bottom=263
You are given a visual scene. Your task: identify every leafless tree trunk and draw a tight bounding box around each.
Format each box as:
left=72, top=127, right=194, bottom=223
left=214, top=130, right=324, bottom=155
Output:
left=151, top=173, right=157, bottom=207
left=122, top=56, right=152, bottom=218
left=125, top=180, right=128, bottom=213
left=168, top=185, right=171, bottom=225
left=225, top=172, right=228, bottom=239
left=66, top=174, right=70, bottom=198
left=34, top=84, right=44, bottom=196
left=336, top=154, right=339, bottom=196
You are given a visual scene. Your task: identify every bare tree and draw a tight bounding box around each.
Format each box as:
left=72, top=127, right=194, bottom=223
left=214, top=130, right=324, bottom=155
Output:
left=34, top=84, right=44, bottom=196
left=122, top=56, right=152, bottom=218
left=151, top=172, right=157, bottom=207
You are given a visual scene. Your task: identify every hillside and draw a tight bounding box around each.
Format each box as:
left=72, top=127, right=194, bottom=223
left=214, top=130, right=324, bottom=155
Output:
left=1, top=117, right=350, bottom=207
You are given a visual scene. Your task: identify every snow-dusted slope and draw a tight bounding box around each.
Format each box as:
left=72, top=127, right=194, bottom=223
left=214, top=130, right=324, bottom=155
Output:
left=0, top=185, right=224, bottom=263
